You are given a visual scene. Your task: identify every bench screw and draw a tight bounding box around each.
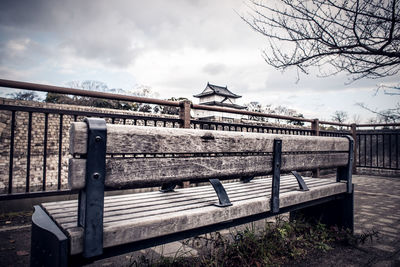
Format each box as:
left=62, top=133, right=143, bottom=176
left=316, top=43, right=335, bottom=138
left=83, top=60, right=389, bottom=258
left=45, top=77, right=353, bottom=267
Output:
left=95, top=136, right=102, bottom=142
left=93, top=173, right=100, bottom=179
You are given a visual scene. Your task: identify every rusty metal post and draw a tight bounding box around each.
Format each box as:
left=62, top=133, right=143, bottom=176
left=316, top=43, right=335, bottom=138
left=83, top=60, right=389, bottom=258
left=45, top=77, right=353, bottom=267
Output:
left=311, top=119, right=320, bottom=177
left=351, top=123, right=357, bottom=174
left=311, top=119, right=320, bottom=136
left=179, top=100, right=191, bottom=129
left=179, top=100, right=192, bottom=187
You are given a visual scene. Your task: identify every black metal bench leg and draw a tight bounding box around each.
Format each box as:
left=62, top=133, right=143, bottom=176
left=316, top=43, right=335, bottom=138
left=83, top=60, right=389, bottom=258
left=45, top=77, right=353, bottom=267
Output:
left=30, top=205, right=69, bottom=267
left=160, top=183, right=177, bottom=192
left=78, top=118, right=107, bottom=258
left=209, top=179, right=232, bottom=207
left=291, top=171, right=309, bottom=191
left=289, top=188, right=354, bottom=233
left=271, top=139, right=282, bottom=213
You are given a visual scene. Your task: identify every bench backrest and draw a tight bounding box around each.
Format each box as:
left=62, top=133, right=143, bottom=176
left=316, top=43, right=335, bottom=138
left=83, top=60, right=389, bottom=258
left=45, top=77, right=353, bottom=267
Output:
left=68, top=121, right=350, bottom=190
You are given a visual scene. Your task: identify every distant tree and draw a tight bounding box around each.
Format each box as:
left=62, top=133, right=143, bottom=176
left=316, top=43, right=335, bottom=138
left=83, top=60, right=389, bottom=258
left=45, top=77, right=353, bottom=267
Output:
left=8, top=91, right=40, bottom=101
left=332, top=110, right=348, bottom=124
left=243, top=0, right=400, bottom=81
left=45, top=92, right=73, bottom=104
left=320, top=125, right=338, bottom=131
left=67, top=80, right=109, bottom=92
left=244, top=102, right=304, bottom=126
left=331, top=110, right=348, bottom=129
left=356, top=102, right=400, bottom=123
left=129, top=85, right=160, bottom=113
left=289, top=113, right=305, bottom=126
left=245, top=101, right=270, bottom=121
left=44, top=80, right=146, bottom=111
left=158, top=97, right=189, bottom=115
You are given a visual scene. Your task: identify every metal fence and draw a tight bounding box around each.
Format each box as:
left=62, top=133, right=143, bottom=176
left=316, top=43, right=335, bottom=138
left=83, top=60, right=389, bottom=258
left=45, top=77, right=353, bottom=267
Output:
left=356, top=130, right=400, bottom=170
left=0, top=103, right=181, bottom=200
left=191, top=119, right=314, bottom=135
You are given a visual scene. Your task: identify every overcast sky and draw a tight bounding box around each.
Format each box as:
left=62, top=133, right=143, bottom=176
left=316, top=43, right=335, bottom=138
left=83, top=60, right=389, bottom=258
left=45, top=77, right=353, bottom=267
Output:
left=0, top=0, right=397, bottom=123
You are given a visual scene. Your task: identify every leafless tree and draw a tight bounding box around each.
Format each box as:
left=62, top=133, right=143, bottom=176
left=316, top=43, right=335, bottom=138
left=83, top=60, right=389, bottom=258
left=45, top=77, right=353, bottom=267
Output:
left=245, top=102, right=305, bottom=125
left=243, top=0, right=400, bottom=81
left=376, top=83, right=400, bottom=95
left=245, top=101, right=270, bottom=121
left=356, top=102, right=400, bottom=122
left=332, top=110, right=348, bottom=125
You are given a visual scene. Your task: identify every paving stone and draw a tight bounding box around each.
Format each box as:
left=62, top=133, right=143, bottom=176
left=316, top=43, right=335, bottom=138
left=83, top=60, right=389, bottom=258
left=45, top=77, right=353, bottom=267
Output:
left=372, top=243, right=397, bottom=253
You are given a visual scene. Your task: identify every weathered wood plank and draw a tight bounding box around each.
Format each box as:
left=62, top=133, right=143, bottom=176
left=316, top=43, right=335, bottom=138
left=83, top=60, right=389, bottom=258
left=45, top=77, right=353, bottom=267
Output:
left=48, top=180, right=311, bottom=223
left=45, top=177, right=305, bottom=213
left=68, top=153, right=348, bottom=190
left=60, top=182, right=346, bottom=255
left=53, top=180, right=337, bottom=228
left=45, top=177, right=333, bottom=216
left=43, top=177, right=336, bottom=224
left=69, top=123, right=349, bottom=155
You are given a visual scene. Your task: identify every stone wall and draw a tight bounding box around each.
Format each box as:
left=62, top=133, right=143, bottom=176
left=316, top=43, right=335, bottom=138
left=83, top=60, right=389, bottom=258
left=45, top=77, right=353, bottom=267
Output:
left=0, top=98, right=179, bottom=193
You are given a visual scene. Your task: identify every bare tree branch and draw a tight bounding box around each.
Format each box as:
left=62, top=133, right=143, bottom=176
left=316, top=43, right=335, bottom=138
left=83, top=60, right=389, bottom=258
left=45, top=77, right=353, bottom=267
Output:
left=356, top=102, right=400, bottom=122
left=242, top=0, right=400, bottom=81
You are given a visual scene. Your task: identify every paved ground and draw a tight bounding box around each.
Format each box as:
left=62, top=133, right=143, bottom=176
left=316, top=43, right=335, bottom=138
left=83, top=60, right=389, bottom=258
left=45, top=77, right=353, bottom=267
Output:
left=0, top=174, right=399, bottom=266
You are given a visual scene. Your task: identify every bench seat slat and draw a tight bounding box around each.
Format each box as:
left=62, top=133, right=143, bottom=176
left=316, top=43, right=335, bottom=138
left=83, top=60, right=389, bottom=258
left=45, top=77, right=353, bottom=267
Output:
left=41, top=177, right=346, bottom=255
left=69, top=153, right=348, bottom=190
left=70, top=123, right=349, bottom=155
left=44, top=178, right=334, bottom=218
left=50, top=179, right=336, bottom=229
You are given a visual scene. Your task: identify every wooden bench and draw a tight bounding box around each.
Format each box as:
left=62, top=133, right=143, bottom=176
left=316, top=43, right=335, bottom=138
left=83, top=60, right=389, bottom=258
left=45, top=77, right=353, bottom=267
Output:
left=30, top=118, right=354, bottom=266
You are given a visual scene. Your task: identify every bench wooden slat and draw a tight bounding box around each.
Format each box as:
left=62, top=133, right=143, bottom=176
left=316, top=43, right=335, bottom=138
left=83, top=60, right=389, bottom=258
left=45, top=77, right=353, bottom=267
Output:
left=41, top=177, right=346, bottom=255
left=68, top=153, right=348, bottom=189
left=69, top=123, right=349, bottom=155
left=46, top=177, right=315, bottom=220
left=46, top=179, right=336, bottom=228
left=45, top=175, right=314, bottom=211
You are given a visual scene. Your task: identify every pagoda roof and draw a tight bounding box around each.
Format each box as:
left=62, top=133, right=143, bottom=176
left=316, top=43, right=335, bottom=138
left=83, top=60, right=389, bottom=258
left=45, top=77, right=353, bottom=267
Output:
left=193, top=83, right=242, bottom=98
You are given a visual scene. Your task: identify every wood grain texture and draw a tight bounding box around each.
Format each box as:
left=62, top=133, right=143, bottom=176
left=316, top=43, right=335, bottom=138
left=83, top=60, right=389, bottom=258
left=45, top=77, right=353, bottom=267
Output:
left=69, top=122, right=349, bottom=155
left=41, top=176, right=347, bottom=255
left=46, top=179, right=336, bottom=226
left=68, top=153, right=348, bottom=190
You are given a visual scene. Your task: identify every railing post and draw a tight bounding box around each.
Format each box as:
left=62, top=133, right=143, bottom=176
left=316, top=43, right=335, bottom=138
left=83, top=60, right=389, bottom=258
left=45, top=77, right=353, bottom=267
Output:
left=311, top=119, right=320, bottom=136
left=312, top=119, right=320, bottom=177
left=351, top=123, right=357, bottom=174
left=179, top=100, right=191, bottom=129
left=179, top=100, right=191, bottom=188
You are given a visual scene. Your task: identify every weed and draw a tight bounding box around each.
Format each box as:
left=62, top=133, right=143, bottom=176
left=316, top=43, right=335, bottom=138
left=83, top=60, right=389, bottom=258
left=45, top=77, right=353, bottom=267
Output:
left=127, top=217, right=378, bottom=267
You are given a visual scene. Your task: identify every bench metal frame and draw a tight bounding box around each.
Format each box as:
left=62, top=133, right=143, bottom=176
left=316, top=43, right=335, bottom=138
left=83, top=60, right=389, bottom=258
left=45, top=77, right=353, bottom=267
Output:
left=31, top=118, right=354, bottom=266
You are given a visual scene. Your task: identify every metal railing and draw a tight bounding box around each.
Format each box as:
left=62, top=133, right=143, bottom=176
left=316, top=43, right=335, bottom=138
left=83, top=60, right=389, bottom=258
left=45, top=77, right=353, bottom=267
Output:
left=0, top=103, right=180, bottom=200
left=0, top=79, right=398, bottom=200
left=356, top=129, right=399, bottom=170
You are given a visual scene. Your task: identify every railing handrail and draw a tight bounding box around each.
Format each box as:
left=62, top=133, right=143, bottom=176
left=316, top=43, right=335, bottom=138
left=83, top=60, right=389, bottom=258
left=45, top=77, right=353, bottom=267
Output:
left=0, top=103, right=181, bottom=122
left=192, top=103, right=315, bottom=123
left=0, top=79, right=180, bottom=107
left=356, top=123, right=400, bottom=127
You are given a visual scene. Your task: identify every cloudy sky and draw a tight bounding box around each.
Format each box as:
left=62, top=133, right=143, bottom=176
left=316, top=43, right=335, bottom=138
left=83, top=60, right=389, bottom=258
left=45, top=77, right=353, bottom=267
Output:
left=0, top=0, right=397, bottom=123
